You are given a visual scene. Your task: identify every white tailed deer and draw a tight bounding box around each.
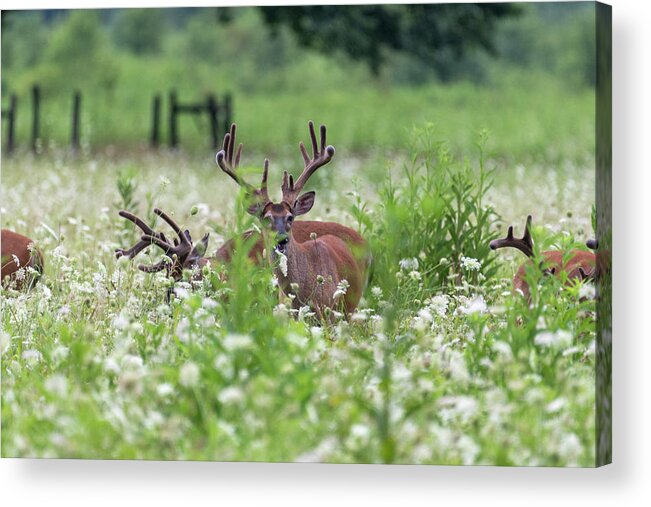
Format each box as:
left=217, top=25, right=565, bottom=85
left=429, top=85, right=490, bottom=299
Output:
left=215, top=121, right=371, bottom=317
left=490, top=216, right=596, bottom=299
left=116, top=124, right=370, bottom=315
left=1, top=229, right=44, bottom=289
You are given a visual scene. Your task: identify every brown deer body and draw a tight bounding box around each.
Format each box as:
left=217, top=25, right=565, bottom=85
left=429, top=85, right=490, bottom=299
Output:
left=116, top=124, right=370, bottom=315
left=117, top=211, right=366, bottom=285
left=1, top=229, right=44, bottom=289
left=490, top=216, right=595, bottom=299
left=215, top=122, right=370, bottom=317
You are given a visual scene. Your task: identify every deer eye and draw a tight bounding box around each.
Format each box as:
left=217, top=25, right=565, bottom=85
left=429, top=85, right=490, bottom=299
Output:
left=287, top=215, right=294, bottom=223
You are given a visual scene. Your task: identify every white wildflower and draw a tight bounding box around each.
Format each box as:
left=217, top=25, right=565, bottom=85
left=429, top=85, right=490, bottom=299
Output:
left=492, top=341, right=513, bottom=360
left=294, top=436, right=337, bottom=463
left=112, top=312, right=130, bottom=330
left=458, top=295, right=487, bottom=315
left=408, top=270, right=421, bottom=281
left=438, top=395, right=479, bottom=424
left=22, top=349, right=42, bottom=365
left=351, top=311, right=367, bottom=322
left=417, top=307, right=433, bottom=323
left=333, top=279, right=350, bottom=300
left=104, top=358, right=120, bottom=375
left=218, top=386, right=244, bottom=404
left=429, top=295, right=449, bottom=316
left=350, top=424, right=370, bottom=439
left=558, top=433, right=583, bottom=463
left=222, top=333, right=253, bottom=351
left=0, top=330, right=11, bottom=355
left=448, top=351, right=470, bottom=382
left=159, top=175, right=171, bottom=187
left=121, top=354, right=144, bottom=372
left=371, top=286, right=383, bottom=299
left=157, top=383, right=174, bottom=397
left=179, top=362, right=200, bottom=388
left=457, top=435, right=480, bottom=465
left=278, top=253, right=288, bottom=277
left=44, top=375, right=68, bottom=396
left=399, top=257, right=419, bottom=271
left=534, top=329, right=573, bottom=348
left=579, top=283, right=596, bottom=300
left=546, top=397, right=566, bottom=413
left=460, top=256, right=482, bottom=271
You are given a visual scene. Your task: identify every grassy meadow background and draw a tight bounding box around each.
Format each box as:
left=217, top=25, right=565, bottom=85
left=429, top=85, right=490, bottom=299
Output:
left=1, top=4, right=598, bottom=465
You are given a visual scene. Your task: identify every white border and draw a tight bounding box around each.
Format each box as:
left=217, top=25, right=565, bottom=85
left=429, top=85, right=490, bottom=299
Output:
left=2, top=0, right=650, bottom=504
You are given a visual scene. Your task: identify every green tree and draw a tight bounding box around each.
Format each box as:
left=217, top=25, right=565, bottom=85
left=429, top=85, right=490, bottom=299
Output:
left=257, top=4, right=520, bottom=79
left=113, top=8, right=166, bottom=55
left=38, top=10, right=118, bottom=94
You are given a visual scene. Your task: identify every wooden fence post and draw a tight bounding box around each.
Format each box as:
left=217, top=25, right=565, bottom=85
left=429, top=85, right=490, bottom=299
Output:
left=222, top=93, right=232, bottom=136
left=151, top=94, right=161, bottom=147
left=5, top=94, right=17, bottom=154
left=32, top=85, right=40, bottom=153
left=169, top=90, right=178, bottom=148
left=71, top=90, right=81, bottom=152
left=206, top=94, right=219, bottom=149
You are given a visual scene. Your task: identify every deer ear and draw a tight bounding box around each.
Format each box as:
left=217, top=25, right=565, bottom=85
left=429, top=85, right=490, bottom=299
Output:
left=293, top=191, right=315, bottom=217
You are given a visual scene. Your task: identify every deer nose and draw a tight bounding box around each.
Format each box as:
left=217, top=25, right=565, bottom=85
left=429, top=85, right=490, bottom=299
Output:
left=275, top=231, right=289, bottom=244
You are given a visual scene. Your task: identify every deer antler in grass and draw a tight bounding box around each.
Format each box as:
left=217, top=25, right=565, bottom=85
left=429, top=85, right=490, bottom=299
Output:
left=116, top=208, right=209, bottom=279
left=489, top=215, right=534, bottom=258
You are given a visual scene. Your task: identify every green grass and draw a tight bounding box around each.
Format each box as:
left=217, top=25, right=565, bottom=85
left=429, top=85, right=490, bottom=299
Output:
left=4, top=52, right=594, bottom=166
left=1, top=124, right=597, bottom=465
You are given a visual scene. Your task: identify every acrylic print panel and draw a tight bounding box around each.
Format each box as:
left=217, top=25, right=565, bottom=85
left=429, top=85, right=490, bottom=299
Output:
left=0, top=2, right=611, bottom=466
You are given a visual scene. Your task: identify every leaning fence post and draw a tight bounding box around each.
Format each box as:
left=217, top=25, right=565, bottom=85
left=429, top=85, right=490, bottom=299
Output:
left=151, top=94, right=161, bottom=147
left=169, top=90, right=178, bottom=148
left=32, top=85, right=41, bottom=153
left=71, top=90, right=81, bottom=152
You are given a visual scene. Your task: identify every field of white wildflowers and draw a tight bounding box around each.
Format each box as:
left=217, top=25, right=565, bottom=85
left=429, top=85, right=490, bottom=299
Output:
left=1, top=129, right=597, bottom=465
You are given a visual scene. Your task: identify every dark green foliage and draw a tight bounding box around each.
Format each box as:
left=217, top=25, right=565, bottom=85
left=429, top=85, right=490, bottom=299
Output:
left=112, top=8, right=166, bottom=55
left=258, top=4, right=520, bottom=77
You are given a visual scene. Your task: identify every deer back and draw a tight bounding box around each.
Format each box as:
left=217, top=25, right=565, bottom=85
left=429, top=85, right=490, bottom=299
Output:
left=1, top=229, right=44, bottom=288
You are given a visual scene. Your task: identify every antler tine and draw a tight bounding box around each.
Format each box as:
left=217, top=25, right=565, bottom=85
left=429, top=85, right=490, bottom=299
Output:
left=116, top=210, right=162, bottom=259
left=118, top=210, right=156, bottom=236
left=259, top=158, right=270, bottom=203
left=489, top=215, right=535, bottom=258
left=141, top=234, right=174, bottom=255
left=138, top=260, right=168, bottom=273
left=283, top=121, right=335, bottom=204
left=153, top=208, right=189, bottom=245
left=215, top=123, right=252, bottom=191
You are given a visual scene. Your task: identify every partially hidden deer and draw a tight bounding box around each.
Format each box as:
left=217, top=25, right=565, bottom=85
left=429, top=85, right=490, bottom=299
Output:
left=1, top=229, right=44, bottom=289
left=489, top=216, right=596, bottom=299
left=215, top=121, right=371, bottom=317
left=116, top=123, right=370, bottom=317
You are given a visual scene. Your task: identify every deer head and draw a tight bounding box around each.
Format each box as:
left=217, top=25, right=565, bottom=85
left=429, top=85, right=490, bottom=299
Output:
left=216, top=120, right=335, bottom=255
left=490, top=215, right=597, bottom=299
left=116, top=208, right=209, bottom=280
